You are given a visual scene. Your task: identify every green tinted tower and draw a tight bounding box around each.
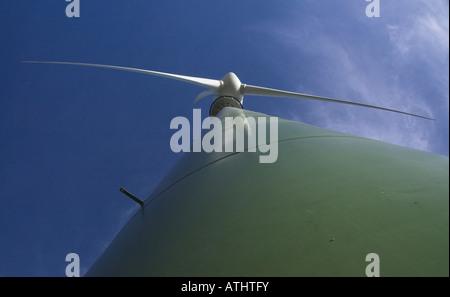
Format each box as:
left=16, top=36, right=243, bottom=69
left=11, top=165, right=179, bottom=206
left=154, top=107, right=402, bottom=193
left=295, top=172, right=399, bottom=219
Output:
left=86, top=108, right=448, bottom=276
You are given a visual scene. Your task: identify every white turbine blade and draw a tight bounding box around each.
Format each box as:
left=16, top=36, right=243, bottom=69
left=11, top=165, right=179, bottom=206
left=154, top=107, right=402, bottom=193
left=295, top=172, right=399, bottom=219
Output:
left=243, top=84, right=434, bottom=120
left=22, top=61, right=222, bottom=90
left=194, top=89, right=215, bottom=104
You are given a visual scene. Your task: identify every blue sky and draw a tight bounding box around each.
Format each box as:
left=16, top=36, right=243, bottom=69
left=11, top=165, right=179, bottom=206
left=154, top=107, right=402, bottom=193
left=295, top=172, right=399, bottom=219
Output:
left=0, top=1, right=448, bottom=276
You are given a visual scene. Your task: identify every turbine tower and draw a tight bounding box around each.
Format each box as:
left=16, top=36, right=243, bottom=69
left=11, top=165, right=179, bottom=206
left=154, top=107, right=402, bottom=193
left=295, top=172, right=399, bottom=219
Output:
left=24, top=61, right=449, bottom=276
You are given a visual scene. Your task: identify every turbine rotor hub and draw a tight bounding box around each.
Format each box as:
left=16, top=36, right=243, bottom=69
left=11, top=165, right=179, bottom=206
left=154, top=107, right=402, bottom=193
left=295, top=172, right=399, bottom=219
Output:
left=216, top=72, right=244, bottom=103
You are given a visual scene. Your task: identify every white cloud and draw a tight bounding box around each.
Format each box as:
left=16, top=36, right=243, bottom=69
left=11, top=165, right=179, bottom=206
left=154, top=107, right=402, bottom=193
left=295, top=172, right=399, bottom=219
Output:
left=387, top=2, right=449, bottom=96
left=250, top=0, right=448, bottom=154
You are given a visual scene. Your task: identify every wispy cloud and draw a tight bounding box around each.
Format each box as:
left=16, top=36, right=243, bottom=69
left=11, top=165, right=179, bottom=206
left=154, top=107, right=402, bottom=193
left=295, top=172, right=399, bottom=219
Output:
left=387, top=1, right=449, bottom=99
left=250, top=0, right=448, bottom=154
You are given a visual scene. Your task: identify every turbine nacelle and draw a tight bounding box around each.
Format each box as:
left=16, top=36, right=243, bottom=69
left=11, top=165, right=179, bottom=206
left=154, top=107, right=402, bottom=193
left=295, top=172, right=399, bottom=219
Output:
left=208, top=72, right=245, bottom=117
left=22, top=61, right=434, bottom=120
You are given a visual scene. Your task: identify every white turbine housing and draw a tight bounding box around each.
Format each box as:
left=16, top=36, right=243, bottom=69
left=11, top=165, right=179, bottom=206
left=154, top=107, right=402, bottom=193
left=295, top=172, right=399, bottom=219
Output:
left=209, top=72, right=245, bottom=117
left=217, top=72, right=243, bottom=102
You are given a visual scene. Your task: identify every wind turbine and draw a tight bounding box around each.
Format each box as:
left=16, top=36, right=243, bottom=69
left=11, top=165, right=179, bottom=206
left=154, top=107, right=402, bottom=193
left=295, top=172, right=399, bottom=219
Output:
left=24, top=61, right=448, bottom=276
left=23, top=61, right=433, bottom=119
